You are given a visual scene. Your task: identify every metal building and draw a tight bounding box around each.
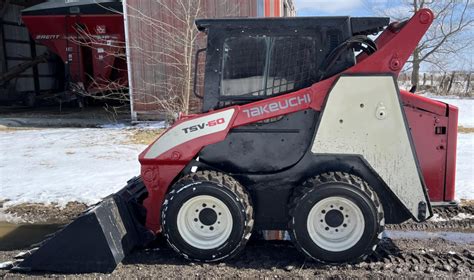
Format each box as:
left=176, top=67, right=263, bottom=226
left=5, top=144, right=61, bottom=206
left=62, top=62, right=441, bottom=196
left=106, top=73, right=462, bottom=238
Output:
left=124, top=0, right=296, bottom=121
left=0, top=0, right=60, bottom=106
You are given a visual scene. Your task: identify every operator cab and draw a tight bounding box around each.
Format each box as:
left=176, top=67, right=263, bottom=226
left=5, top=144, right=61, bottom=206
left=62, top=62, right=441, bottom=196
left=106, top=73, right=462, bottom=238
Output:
left=195, top=16, right=389, bottom=111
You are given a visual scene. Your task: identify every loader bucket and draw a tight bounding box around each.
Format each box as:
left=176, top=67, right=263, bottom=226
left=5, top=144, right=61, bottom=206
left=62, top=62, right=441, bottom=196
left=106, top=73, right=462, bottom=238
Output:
left=12, top=177, right=153, bottom=273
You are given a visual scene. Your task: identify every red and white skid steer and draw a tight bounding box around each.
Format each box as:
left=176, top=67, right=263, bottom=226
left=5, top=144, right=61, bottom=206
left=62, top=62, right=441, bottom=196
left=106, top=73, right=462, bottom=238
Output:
left=12, top=8, right=458, bottom=273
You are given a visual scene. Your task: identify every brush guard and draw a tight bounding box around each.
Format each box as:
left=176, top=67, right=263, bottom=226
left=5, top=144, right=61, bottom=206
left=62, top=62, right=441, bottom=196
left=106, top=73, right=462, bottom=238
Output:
left=11, top=177, right=154, bottom=273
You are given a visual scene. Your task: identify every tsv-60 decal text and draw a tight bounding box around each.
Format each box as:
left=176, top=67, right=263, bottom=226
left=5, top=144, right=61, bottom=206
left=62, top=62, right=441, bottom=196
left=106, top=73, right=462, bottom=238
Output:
left=182, top=118, right=226, bottom=134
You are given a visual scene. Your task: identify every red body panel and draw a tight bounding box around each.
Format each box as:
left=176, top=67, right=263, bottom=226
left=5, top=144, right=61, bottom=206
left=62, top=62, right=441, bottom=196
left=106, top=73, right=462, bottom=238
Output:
left=21, top=14, right=127, bottom=93
left=401, top=90, right=447, bottom=116
left=445, top=104, right=459, bottom=201
left=404, top=107, right=447, bottom=201
left=138, top=9, right=457, bottom=233
left=400, top=91, right=458, bottom=202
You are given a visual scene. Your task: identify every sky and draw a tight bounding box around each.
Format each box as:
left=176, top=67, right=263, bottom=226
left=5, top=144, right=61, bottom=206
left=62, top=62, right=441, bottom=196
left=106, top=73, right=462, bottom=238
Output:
left=294, top=0, right=473, bottom=71
left=295, top=0, right=406, bottom=17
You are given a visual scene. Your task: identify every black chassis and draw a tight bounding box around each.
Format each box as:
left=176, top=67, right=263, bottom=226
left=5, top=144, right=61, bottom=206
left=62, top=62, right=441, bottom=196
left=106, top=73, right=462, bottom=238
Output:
left=182, top=109, right=411, bottom=230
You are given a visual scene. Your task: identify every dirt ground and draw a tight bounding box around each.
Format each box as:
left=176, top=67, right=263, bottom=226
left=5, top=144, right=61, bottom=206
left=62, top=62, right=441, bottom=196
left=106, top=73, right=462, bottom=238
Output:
left=0, top=105, right=131, bottom=129
left=0, top=105, right=129, bottom=121
left=0, top=203, right=473, bottom=279
left=0, top=235, right=472, bottom=279
left=1, top=202, right=87, bottom=224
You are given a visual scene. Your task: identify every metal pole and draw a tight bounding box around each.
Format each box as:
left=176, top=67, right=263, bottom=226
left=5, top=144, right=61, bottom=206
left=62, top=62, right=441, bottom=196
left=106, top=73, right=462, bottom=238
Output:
left=0, top=0, right=10, bottom=74
left=29, top=36, right=40, bottom=95
left=123, top=0, right=136, bottom=121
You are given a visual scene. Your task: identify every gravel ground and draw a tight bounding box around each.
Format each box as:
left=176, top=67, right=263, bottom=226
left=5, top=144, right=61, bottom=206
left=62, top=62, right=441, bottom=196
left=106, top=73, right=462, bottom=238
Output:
left=0, top=204, right=473, bottom=279
left=0, top=237, right=472, bottom=279
left=1, top=202, right=87, bottom=224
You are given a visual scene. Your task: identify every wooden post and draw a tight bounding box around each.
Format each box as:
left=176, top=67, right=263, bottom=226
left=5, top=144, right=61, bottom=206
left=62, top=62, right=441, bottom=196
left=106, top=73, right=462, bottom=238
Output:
left=466, top=72, right=472, bottom=97
left=430, top=74, right=433, bottom=86
left=0, top=18, right=8, bottom=75
left=447, top=71, right=456, bottom=94
left=423, top=73, right=426, bottom=86
left=440, top=73, right=447, bottom=94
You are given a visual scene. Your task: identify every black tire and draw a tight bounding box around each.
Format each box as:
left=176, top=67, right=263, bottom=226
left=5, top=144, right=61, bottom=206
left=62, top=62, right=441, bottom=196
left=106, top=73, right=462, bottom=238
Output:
left=161, top=171, right=253, bottom=262
left=289, top=172, right=384, bottom=263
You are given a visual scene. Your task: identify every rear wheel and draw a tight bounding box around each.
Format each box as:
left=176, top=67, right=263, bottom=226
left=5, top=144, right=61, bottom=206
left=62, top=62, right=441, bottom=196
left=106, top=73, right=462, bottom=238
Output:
left=161, top=171, right=253, bottom=262
left=289, top=172, right=384, bottom=263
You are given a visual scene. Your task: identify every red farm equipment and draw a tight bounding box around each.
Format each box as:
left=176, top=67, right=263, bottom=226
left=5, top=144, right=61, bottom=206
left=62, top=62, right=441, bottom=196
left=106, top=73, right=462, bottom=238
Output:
left=21, top=0, right=127, bottom=102
left=11, top=8, right=458, bottom=273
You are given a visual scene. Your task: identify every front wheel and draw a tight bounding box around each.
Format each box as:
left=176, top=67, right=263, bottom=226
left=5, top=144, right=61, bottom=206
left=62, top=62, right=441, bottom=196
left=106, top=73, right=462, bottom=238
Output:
left=289, top=172, right=384, bottom=263
left=161, top=171, right=253, bottom=262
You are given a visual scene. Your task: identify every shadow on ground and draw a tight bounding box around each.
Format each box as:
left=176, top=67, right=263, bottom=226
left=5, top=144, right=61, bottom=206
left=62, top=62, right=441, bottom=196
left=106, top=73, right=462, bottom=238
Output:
left=122, top=238, right=402, bottom=271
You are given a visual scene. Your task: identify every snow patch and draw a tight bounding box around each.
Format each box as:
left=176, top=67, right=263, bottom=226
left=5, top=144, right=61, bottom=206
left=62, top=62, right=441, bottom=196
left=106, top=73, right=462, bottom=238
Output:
left=133, top=121, right=167, bottom=129
left=385, top=230, right=474, bottom=244
left=0, top=116, right=472, bottom=207
left=0, top=261, right=14, bottom=269
left=455, top=133, right=474, bottom=200
left=0, top=209, right=24, bottom=223
left=429, top=213, right=447, bottom=222
left=423, top=95, right=474, bottom=128
left=429, top=212, right=474, bottom=222
left=0, top=128, right=147, bottom=207
left=99, top=123, right=128, bottom=129
left=452, top=213, right=474, bottom=220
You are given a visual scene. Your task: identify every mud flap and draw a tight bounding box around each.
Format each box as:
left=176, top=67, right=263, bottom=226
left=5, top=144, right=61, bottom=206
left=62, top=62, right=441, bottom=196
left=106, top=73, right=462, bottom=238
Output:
left=12, top=177, right=154, bottom=273
left=311, top=75, right=432, bottom=221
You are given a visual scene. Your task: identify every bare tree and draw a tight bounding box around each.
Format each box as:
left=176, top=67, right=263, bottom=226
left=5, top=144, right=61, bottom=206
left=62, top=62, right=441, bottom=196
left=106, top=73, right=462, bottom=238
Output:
left=370, top=0, right=474, bottom=88
left=65, top=0, right=242, bottom=119
left=124, top=0, right=241, bottom=119
left=64, top=0, right=206, bottom=119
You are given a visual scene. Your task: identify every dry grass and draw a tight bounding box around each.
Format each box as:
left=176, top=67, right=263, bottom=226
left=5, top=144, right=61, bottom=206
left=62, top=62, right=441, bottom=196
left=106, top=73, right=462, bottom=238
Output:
left=0, top=125, right=40, bottom=131
left=458, top=126, right=474, bottom=133
left=460, top=199, right=474, bottom=207
left=126, top=129, right=164, bottom=145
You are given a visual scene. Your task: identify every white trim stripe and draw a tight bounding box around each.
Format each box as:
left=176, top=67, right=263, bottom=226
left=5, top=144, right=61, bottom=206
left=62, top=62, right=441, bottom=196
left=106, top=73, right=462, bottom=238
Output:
left=144, top=109, right=235, bottom=159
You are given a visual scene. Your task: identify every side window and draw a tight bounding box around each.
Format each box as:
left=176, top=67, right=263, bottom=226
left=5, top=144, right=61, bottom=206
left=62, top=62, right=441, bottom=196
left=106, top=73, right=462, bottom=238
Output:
left=220, top=36, right=316, bottom=99
left=221, top=37, right=268, bottom=97
left=268, top=37, right=316, bottom=95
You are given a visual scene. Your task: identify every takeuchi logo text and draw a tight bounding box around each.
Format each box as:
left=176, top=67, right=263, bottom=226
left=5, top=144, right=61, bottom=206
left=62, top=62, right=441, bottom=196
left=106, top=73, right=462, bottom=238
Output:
left=242, top=94, right=311, bottom=118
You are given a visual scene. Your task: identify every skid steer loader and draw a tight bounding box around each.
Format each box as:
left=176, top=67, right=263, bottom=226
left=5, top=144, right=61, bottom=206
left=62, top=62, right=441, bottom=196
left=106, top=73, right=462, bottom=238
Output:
left=11, top=8, right=459, bottom=273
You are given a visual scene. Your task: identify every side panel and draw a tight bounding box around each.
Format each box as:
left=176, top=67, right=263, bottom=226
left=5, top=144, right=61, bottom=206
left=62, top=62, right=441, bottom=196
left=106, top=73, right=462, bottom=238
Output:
left=311, top=75, right=431, bottom=221
left=400, top=90, right=458, bottom=203
left=444, top=104, right=458, bottom=201
left=199, top=110, right=317, bottom=173
left=404, top=106, right=448, bottom=202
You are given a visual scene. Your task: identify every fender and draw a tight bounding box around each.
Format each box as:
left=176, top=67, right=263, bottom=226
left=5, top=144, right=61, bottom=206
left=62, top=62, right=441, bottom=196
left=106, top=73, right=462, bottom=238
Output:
left=311, top=75, right=432, bottom=221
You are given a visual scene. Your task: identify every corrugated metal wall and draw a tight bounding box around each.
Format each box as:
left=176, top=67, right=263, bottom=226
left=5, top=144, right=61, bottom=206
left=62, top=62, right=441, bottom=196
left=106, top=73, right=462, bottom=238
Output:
left=125, top=0, right=294, bottom=120
left=0, top=2, right=59, bottom=103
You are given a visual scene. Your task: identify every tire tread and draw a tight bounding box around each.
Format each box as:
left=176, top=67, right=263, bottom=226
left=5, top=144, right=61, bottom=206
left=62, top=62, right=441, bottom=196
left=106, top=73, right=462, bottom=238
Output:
left=289, top=171, right=384, bottom=263
left=162, top=170, right=253, bottom=262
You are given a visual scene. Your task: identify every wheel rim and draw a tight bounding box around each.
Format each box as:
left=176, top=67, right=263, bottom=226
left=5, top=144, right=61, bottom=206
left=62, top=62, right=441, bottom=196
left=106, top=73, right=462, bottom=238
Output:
left=307, top=196, right=365, bottom=252
left=177, top=195, right=233, bottom=250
